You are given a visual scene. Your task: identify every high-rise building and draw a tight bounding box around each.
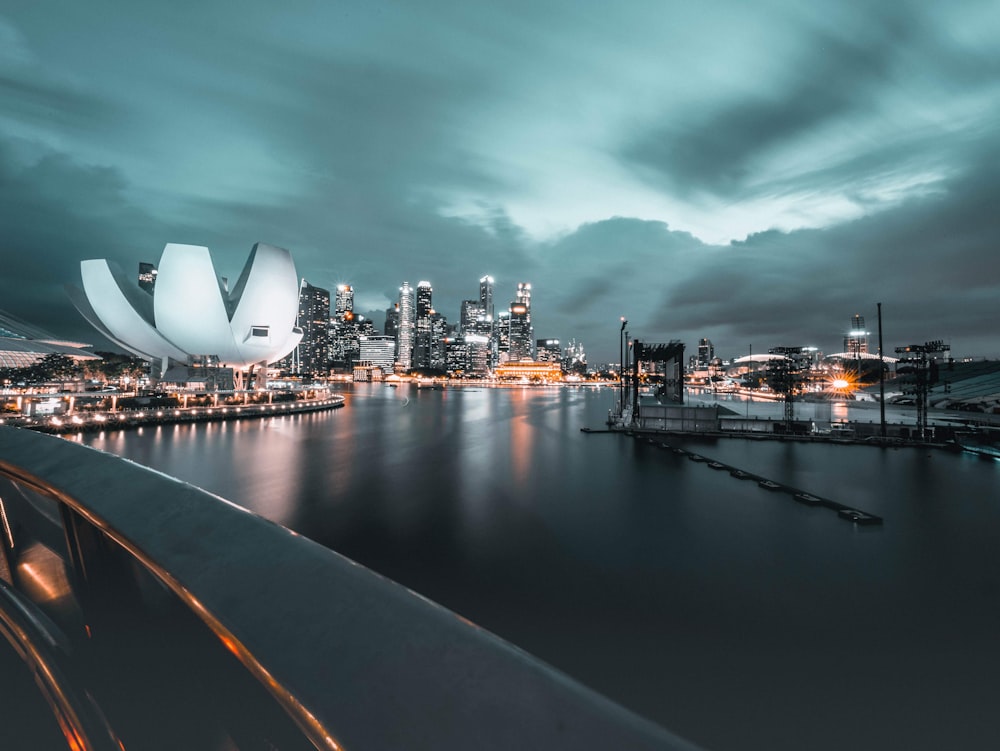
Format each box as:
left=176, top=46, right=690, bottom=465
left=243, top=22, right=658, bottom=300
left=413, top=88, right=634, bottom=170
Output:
left=460, top=300, right=483, bottom=334
left=429, top=311, right=448, bottom=371
left=296, top=279, right=330, bottom=375
left=396, top=282, right=415, bottom=371
left=413, top=281, right=434, bottom=369
left=561, top=339, right=587, bottom=376
left=508, top=302, right=532, bottom=361
left=359, top=335, right=396, bottom=374
left=494, top=310, right=511, bottom=365
left=384, top=303, right=399, bottom=341
left=697, top=338, right=714, bottom=369
left=511, top=282, right=534, bottom=359
left=844, top=314, right=868, bottom=356
left=138, top=262, right=157, bottom=293
left=536, top=339, right=561, bottom=365
left=479, top=275, right=494, bottom=320
left=334, top=285, right=354, bottom=320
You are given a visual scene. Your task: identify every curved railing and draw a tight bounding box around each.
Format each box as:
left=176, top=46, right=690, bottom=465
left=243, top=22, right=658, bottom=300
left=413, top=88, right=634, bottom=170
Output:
left=0, top=425, right=701, bottom=751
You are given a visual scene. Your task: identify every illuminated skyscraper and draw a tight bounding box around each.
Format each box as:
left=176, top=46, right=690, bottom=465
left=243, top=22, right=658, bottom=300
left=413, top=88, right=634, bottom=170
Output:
left=479, top=275, right=494, bottom=320
left=334, top=284, right=354, bottom=320
left=296, top=279, right=330, bottom=375
left=384, top=303, right=399, bottom=341
left=508, top=282, right=534, bottom=361
left=413, top=281, right=434, bottom=369
left=396, top=282, right=415, bottom=370
left=697, top=338, right=714, bottom=369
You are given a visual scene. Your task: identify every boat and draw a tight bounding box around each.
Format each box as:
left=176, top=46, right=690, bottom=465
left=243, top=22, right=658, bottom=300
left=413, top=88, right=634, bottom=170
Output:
left=757, top=479, right=782, bottom=490
left=707, top=462, right=726, bottom=470
left=688, top=454, right=706, bottom=462
left=730, top=469, right=752, bottom=479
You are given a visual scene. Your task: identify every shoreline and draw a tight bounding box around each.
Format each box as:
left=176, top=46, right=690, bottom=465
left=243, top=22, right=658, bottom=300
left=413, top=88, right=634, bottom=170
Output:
left=2, top=394, right=345, bottom=435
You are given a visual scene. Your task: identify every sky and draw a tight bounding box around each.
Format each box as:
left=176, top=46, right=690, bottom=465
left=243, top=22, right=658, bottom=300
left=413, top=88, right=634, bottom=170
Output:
left=2, top=0, right=999, bottom=363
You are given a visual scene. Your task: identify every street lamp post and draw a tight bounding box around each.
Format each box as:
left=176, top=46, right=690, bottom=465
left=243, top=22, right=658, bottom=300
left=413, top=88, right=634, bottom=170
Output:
left=619, top=318, right=627, bottom=416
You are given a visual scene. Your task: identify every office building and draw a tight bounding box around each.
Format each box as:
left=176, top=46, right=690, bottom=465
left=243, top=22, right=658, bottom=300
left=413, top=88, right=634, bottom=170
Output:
left=396, top=282, right=415, bottom=371
left=536, top=339, right=561, bottom=365
left=359, top=335, right=396, bottom=374
left=296, top=279, right=330, bottom=376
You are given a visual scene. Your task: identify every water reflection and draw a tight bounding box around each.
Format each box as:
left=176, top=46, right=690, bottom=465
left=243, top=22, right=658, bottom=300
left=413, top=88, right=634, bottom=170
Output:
left=75, top=384, right=1000, bottom=751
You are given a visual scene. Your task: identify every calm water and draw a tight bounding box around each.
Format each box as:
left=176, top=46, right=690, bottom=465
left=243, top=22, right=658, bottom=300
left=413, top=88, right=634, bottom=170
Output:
left=75, top=384, right=1000, bottom=751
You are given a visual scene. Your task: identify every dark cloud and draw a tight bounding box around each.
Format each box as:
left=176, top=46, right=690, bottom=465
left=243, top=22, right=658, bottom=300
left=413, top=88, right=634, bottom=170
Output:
left=1, top=2, right=998, bottom=365
left=0, top=141, right=160, bottom=340
left=622, top=12, right=917, bottom=195
left=645, top=141, right=1000, bottom=357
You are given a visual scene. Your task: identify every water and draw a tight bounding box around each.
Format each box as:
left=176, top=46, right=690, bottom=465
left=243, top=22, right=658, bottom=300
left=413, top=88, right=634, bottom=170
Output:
left=74, top=384, right=1000, bottom=751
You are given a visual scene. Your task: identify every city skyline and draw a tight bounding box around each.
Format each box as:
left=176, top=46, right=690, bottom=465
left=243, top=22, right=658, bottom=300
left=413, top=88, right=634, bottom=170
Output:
left=2, top=2, right=999, bottom=362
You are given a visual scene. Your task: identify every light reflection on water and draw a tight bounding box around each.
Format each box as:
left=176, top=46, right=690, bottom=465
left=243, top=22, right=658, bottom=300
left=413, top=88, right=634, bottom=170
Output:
left=78, top=384, right=1000, bottom=751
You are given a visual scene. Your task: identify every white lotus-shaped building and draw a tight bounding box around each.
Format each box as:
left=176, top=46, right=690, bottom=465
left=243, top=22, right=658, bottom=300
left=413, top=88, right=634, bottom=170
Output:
left=68, top=243, right=303, bottom=370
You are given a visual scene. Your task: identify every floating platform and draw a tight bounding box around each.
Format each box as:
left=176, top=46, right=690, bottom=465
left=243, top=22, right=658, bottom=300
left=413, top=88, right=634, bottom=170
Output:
left=630, top=433, right=884, bottom=526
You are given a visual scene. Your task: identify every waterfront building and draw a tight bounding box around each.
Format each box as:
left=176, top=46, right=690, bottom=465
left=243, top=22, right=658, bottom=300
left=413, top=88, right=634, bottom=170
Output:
left=334, top=285, right=354, bottom=320
left=479, top=275, right=495, bottom=320
left=384, top=303, right=399, bottom=341
left=358, top=335, right=396, bottom=374
left=697, top=338, right=714, bottom=369
left=413, top=281, right=434, bottom=369
left=396, top=282, right=415, bottom=371
left=460, top=300, right=483, bottom=334
left=508, top=302, right=532, bottom=362
left=429, top=311, right=449, bottom=371
left=494, top=310, right=511, bottom=365
left=69, top=243, right=302, bottom=385
left=494, top=360, right=562, bottom=382
left=561, top=339, right=587, bottom=376
left=295, top=280, right=331, bottom=376
left=536, top=339, right=561, bottom=366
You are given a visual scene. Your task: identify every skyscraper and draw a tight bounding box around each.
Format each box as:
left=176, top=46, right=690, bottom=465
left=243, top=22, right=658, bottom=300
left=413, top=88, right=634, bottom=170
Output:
left=413, top=281, right=434, bottom=369
left=479, top=275, right=494, bottom=320
left=296, top=279, right=330, bottom=375
left=508, top=302, right=532, bottom=361
left=697, top=338, right=714, bottom=369
left=506, top=281, right=534, bottom=361
left=396, top=282, right=415, bottom=371
left=384, top=303, right=399, bottom=341
left=334, top=284, right=354, bottom=320
left=460, top=300, right=483, bottom=334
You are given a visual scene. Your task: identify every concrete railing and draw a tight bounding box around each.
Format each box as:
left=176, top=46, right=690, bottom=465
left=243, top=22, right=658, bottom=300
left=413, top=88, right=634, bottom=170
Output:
left=0, top=425, right=701, bottom=751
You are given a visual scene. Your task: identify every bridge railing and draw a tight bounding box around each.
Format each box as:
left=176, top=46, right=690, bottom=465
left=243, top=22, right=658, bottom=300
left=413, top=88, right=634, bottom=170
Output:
left=0, top=425, right=701, bottom=751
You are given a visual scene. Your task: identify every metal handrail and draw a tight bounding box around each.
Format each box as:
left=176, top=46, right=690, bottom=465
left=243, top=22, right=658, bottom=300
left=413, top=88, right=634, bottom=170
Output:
left=0, top=580, right=121, bottom=751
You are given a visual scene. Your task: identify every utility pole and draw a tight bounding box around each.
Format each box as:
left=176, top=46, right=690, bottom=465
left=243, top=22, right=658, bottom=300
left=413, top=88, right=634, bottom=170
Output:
left=878, top=302, right=886, bottom=439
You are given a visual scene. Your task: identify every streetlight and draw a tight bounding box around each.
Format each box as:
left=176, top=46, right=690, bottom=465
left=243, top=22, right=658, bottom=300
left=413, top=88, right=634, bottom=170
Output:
left=619, top=317, right=628, bottom=415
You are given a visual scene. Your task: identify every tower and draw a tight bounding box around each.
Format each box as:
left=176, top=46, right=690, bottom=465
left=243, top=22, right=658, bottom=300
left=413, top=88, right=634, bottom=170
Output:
left=413, top=281, right=434, bottom=369
left=396, top=282, right=415, bottom=371
left=334, top=284, right=354, bottom=321
left=479, top=275, right=494, bottom=320
left=296, top=279, right=330, bottom=375
left=844, top=314, right=868, bottom=356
